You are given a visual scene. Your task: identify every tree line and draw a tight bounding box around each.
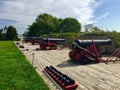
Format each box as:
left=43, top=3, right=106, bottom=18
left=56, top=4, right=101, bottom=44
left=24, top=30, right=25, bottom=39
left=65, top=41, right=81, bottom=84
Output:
left=25, top=13, right=112, bottom=37
left=0, top=25, right=19, bottom=40
left=24, top=13, right=81, bottom=37
left=0, top=12, right=119, bottom=45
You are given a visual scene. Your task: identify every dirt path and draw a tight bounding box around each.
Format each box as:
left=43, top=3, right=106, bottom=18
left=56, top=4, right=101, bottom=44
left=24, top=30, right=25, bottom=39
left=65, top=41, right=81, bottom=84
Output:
left=17, top=42, right=120, bottom=90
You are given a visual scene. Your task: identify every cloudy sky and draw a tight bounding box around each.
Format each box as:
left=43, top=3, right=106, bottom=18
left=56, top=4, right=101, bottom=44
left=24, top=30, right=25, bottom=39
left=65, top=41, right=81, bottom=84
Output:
left=0, top=0, right=120, bottom=34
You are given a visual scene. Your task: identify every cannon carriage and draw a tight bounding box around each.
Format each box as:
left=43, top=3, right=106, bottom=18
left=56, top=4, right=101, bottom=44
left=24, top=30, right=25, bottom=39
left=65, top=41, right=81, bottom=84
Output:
left=38, top=38, right=65, bottom=50
left=23, top=37, right=65, bottom=50
left=69, top=39, right=112, bottom=64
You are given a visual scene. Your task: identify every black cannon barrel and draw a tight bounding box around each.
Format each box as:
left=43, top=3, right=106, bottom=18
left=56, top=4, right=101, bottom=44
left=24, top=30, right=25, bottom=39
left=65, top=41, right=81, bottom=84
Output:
left=23, top=37, right=65, bottom=42
left=43, top=38, right=65, bottom=42
left=23, top=37, right=43, bottom=40
left=74, top=39, right=112, bottom=48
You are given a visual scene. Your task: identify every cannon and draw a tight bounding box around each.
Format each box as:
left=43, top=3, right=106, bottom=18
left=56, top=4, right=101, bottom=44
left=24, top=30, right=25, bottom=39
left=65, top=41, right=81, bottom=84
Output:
left=24, top=37, right=65, bottom=50
left=39, top=38, right=65, bottom=50
left=23, top=37, right=33, bottom=43
left=69, top=39, right=112, bottom=64
left=23, top=37, right=42, bottom=45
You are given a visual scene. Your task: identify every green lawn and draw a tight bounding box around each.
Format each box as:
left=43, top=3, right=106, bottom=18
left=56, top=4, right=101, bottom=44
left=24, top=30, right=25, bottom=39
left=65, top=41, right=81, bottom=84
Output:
left=0, top=41, right=49, bottom=90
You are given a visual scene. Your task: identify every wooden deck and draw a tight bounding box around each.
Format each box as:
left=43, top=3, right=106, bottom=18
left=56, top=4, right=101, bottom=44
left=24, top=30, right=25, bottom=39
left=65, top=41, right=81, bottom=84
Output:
left=18, top=42, right=120, bottom=90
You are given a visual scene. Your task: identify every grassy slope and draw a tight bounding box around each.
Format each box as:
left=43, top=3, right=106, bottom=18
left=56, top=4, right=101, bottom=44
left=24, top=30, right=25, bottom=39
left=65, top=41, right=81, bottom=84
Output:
left=0, top=41, right=49, bottom=90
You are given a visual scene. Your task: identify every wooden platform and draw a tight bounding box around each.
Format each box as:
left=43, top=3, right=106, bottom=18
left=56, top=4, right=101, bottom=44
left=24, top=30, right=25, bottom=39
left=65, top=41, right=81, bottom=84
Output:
left=18, top=42, right=120, bottom=90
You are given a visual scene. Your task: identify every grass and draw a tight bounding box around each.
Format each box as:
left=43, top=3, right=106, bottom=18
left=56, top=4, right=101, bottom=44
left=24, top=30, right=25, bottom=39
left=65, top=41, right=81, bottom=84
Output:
left=0, top=41, right=49, bottom=90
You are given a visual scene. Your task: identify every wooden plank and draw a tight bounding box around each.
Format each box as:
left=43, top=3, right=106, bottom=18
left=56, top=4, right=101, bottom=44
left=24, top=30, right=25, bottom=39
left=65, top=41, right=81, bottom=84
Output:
left=17, top=42, right=120, bottom=90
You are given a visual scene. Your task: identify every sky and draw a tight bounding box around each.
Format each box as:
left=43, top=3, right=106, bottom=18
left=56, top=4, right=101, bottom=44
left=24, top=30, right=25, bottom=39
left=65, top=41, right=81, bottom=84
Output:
left=0, top=0, right=120, bottom=34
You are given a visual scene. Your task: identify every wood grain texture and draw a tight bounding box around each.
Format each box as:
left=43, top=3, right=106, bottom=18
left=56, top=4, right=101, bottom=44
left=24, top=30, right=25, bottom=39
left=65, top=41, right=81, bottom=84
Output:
left=17, top=42, right=120, bottom=90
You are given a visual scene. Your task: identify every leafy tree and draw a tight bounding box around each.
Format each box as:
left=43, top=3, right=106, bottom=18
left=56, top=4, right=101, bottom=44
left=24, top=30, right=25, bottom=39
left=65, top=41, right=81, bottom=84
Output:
left=27, top=13, right=59, bottom=36
left=6, top=25, right=18, bottom=40
left=57, top=18, right=81, bottom=33
left=54, top=18, right=63, bottom=33
left=27, top=13, right=81, bottom=36
left=27, top=22, right=41, bottom=36
left=0, top=28, right=6, bottom=40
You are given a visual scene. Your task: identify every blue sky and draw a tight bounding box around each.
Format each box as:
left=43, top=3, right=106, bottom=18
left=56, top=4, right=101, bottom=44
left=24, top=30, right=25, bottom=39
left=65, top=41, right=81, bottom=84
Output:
left=0, top=0, right=120, bottom=34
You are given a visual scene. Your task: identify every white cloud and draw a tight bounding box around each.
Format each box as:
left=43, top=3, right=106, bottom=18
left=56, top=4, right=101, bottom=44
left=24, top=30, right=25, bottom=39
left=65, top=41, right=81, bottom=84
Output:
left=0, top=0, right=100, bottom=34
left=94, top=12, right=110, bottom=23
left=96, top=12, right=110, bottom=20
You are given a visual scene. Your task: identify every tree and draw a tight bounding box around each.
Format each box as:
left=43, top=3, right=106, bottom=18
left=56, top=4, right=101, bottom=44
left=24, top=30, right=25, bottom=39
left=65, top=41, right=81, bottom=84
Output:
left=57, top=18, right=81, bottom=33
left=0, top=27, right=7, bottom=40
left=6, top=25, right=18, bottom=40
left=0, top=28, right=2, bottom=39
left=26, top=13, right=82, bottom=37
left=92, top=26, right=102, bottom=32
left=84, top=24, right=104, bottom=32
left=3, top=26, right=7, bottom=33
left=84, top=24, right=94, bottom=32
left=27, top=22, right=41, bottom=36
left=27, top=13, right=59, bottom=36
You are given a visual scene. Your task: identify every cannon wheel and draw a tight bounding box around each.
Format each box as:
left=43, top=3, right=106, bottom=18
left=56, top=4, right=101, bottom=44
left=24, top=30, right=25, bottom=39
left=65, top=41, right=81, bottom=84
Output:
left=80, top=55, right=98, bottom=64
left=79, top=55, right=89, bottom=64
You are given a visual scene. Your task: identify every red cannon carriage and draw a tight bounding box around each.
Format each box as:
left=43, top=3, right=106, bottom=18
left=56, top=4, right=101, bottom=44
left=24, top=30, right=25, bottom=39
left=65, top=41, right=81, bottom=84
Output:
left=23, top=37, right=65, bottom=50
left=39, top=38, right=65, bottom=50
left=23, top=37, right=42, bottom=45
left=69, top=39, right=112, bottom=64
left=24, top=37, right=33, bottom=43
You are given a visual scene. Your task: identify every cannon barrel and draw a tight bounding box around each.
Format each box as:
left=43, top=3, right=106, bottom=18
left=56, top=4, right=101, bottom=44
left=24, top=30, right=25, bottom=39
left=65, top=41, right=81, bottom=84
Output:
left=23, top=37, right=65, bottom=42
left=74, top=39, right=112, bottom=48
left=42, top=38, right=65, bottom=42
